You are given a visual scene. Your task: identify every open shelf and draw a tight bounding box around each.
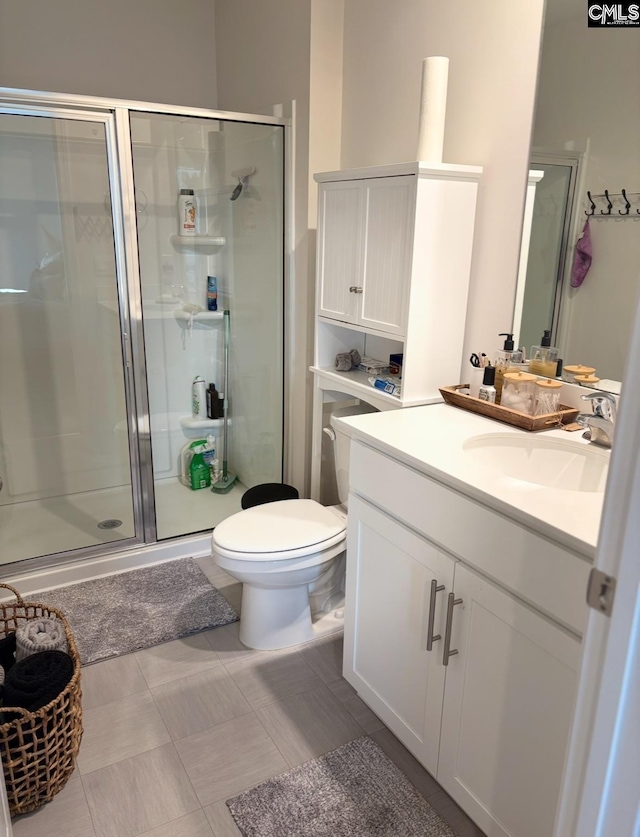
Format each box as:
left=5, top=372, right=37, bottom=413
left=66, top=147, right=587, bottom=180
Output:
left=179, top=416, right=223, bottom=430
left=169, top=234, right=226, bottom=249
left=311, top=366, right=403, bottom=408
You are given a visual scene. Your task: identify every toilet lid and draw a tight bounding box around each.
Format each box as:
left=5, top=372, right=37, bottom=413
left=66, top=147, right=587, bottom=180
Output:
left=213, top=499, right=345, bottom=557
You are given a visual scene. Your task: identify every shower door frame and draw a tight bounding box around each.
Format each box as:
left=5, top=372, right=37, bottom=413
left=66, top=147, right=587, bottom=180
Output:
left=0, top=88, right=292, bottom=574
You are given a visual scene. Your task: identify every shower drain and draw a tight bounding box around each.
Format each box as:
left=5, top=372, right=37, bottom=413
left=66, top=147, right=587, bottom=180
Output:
left=97, top=519, right=123, bottom=530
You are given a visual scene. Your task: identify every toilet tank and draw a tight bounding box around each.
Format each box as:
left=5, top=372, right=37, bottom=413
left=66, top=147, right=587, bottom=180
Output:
left=328, top=403, right=377, bottom=507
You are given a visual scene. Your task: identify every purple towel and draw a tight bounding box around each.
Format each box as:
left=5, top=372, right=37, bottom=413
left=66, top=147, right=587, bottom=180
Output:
left=571, top=219, right=592, bottom=288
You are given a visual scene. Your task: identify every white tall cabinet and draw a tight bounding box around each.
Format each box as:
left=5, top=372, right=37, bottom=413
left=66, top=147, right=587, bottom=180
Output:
left=310, top=161, right=481, bottom=499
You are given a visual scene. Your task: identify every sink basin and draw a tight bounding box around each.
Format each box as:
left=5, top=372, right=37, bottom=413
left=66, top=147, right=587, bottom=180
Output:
left=462, top=433, right=609, bottom=492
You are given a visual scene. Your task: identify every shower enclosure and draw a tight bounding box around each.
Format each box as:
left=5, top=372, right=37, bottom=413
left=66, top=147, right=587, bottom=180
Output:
left=0, top=90, right=286, bottom=569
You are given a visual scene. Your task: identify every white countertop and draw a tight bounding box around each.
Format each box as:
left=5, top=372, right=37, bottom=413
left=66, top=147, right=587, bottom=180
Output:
left=335, top=403, right=607, bottom=558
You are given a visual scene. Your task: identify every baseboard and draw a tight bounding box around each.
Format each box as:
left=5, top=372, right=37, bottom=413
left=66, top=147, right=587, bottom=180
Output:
left=0, top=534, right=212, bottom=599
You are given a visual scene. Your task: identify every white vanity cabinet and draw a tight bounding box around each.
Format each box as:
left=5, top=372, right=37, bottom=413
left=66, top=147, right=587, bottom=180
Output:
left=344, top=438, right=585, bottom=837
left=438, top=563, right=581, bottom=837
left=344, top=494, right=455, bottom=775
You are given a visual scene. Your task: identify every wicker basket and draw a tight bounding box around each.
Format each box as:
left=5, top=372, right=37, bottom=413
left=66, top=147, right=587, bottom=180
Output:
left=0, top=583, right=83, bottom=816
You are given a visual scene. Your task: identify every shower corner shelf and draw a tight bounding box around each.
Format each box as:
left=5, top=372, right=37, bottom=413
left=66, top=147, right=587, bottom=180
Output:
left=179, top=416, right=223, bottom=430
left=169, top=234, right=226, bottom=249
left=173, top=309, right=224, bottom=323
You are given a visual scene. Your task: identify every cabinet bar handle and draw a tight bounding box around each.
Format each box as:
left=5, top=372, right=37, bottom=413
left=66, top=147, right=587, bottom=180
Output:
left=426, top=580, right=445, bottom=651
left=443, top=592, right=463, bottom=666
left=349, top=286, right=363, bottom=293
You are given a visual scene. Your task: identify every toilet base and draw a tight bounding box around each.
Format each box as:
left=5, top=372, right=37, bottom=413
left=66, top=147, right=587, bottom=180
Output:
left=238, top=584, right=345, bottom=651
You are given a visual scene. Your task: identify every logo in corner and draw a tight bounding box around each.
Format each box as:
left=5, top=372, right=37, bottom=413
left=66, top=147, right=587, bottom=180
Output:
left=588, top=1, right=640, bottom=25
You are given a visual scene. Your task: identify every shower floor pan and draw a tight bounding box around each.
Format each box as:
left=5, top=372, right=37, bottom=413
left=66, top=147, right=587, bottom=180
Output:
left=0, top=477, right=245, bottom=567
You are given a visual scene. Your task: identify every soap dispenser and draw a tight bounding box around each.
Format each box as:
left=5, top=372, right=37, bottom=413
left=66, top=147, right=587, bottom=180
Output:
left=494, top=333, right=523, bottom=403
left=529, top=329, right=558, bottom=378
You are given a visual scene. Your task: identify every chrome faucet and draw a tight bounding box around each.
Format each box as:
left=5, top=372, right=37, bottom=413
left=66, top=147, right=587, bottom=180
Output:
left=576, top=392, right=617, bottom=449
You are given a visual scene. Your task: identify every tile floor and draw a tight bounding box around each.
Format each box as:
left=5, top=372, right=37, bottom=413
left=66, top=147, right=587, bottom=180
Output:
left=11, top=556, right=485, bottom=837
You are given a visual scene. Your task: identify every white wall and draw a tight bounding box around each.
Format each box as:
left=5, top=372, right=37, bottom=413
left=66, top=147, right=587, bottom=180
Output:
left=0, top=0, right=217, bottom=108
left=340, top=0, right=545, bottom=370
left=532, top=2, right=640, bottom=382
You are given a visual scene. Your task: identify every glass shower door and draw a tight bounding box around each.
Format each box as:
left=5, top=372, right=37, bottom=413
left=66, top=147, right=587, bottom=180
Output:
left=0, top=111, right=137, bottom=565
left=130, top=112, right=284, bottom=540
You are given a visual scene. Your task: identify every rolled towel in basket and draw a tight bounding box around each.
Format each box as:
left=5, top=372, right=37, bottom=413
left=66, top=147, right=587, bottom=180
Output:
left=3, top=650, right=74, bottom=714
left=0, top=631, right=16, bottom=672
left=16, top=618, right=67, bottom=662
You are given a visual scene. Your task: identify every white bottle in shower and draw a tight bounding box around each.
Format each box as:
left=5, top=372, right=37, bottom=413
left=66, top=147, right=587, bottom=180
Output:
left=192, top=376, right=207, bottom=419
left=178, top=189, right=197, bottom=236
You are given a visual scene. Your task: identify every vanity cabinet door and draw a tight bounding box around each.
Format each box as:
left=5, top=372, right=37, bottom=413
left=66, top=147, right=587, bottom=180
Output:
left=316, top=180, right=364, bottom=324
left=359, top=176, right=414, bottom=336
left=343, top=495, right=455, bottom=775
left=438, top=563, right=581, bottom=837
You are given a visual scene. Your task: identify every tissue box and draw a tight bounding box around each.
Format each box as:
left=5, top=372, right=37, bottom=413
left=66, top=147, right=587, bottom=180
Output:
left=357, top=356, right=388, bottom=374
left=389, top=353, right=403, bottom=374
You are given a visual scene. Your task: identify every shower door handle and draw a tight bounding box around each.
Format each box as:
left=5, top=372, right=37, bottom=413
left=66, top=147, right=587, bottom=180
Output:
left=426, top=579, right=445, bottom=650
left=123, top=332, right=132, bottom=368
left=349, top=286, right=363, bottom=293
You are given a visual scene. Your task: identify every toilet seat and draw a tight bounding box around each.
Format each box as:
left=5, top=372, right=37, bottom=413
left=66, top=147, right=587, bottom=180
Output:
left=212, top=499, right=346, bottom=561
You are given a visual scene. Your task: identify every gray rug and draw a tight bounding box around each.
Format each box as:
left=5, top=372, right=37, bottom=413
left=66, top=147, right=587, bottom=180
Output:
left=227, top=736, right=456, bottom=836
left=35, top=559, right=238, bottom=664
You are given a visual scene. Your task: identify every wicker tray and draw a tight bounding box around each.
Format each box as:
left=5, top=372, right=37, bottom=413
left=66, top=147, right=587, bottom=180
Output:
left=439, top=384, right=579, bottom=431
left=0, top=583, right=83, bottom=816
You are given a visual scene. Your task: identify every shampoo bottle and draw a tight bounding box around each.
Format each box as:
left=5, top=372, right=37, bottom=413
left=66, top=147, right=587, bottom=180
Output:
left=529, top=330, right=558, bottom=377
left=178, top=189, right=197, bottom=236
left=494, top=333, right=523, bottom=403
left=207, top=276, right=218, bottom=311
left=206, top=383, right=220, bottom=419
left=192, top=376, right=207, bottom=419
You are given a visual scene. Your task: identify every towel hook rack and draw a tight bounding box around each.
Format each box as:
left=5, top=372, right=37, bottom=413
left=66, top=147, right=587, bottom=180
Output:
left=600, top=189, right=613, bottom=215
left=618, top=188, right=631, bottom=215
left=585, top=188, right=640, bottom=217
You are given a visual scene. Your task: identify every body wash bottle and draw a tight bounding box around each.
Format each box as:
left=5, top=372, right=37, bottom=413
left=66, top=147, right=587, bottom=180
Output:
left=178, top=189, right=197, bottom=236
left=494, top=333, right=523, bottom=403
left=529, top=329, right=558, bottom=377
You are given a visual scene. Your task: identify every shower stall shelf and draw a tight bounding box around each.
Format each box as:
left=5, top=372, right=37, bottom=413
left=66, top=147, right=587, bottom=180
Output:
left=0, top=88, right=287, bottom=571
left=169, top=234, right=226, bottom=249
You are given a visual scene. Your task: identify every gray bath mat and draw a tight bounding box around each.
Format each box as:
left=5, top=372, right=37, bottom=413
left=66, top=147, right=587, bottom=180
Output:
left=226, top=736, right=456, bottom=836
left=35, top=558, right=238, bottom=664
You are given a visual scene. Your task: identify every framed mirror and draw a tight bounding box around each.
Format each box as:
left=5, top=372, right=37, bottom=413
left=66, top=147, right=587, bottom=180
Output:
left=514, top=0, right=640, bottom=394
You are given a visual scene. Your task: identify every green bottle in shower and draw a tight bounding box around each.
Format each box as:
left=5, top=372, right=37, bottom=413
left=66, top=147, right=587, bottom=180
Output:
left=189, top=445, right=211, bottom=490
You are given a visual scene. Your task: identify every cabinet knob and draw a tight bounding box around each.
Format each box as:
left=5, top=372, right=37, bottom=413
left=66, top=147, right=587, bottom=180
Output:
left=349, top=286, right=364, bottom=293
left=426, top=579, right=445, bottom=651
left=443, top=592, right=463, bottom=666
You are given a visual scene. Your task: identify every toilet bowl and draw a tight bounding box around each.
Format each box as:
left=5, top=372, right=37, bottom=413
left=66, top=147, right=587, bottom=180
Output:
left=211, top=403, right=376, bottom=650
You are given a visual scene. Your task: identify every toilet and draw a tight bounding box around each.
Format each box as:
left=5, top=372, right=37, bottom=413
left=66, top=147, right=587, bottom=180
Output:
left=211, top=403, right=376, bottom=650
